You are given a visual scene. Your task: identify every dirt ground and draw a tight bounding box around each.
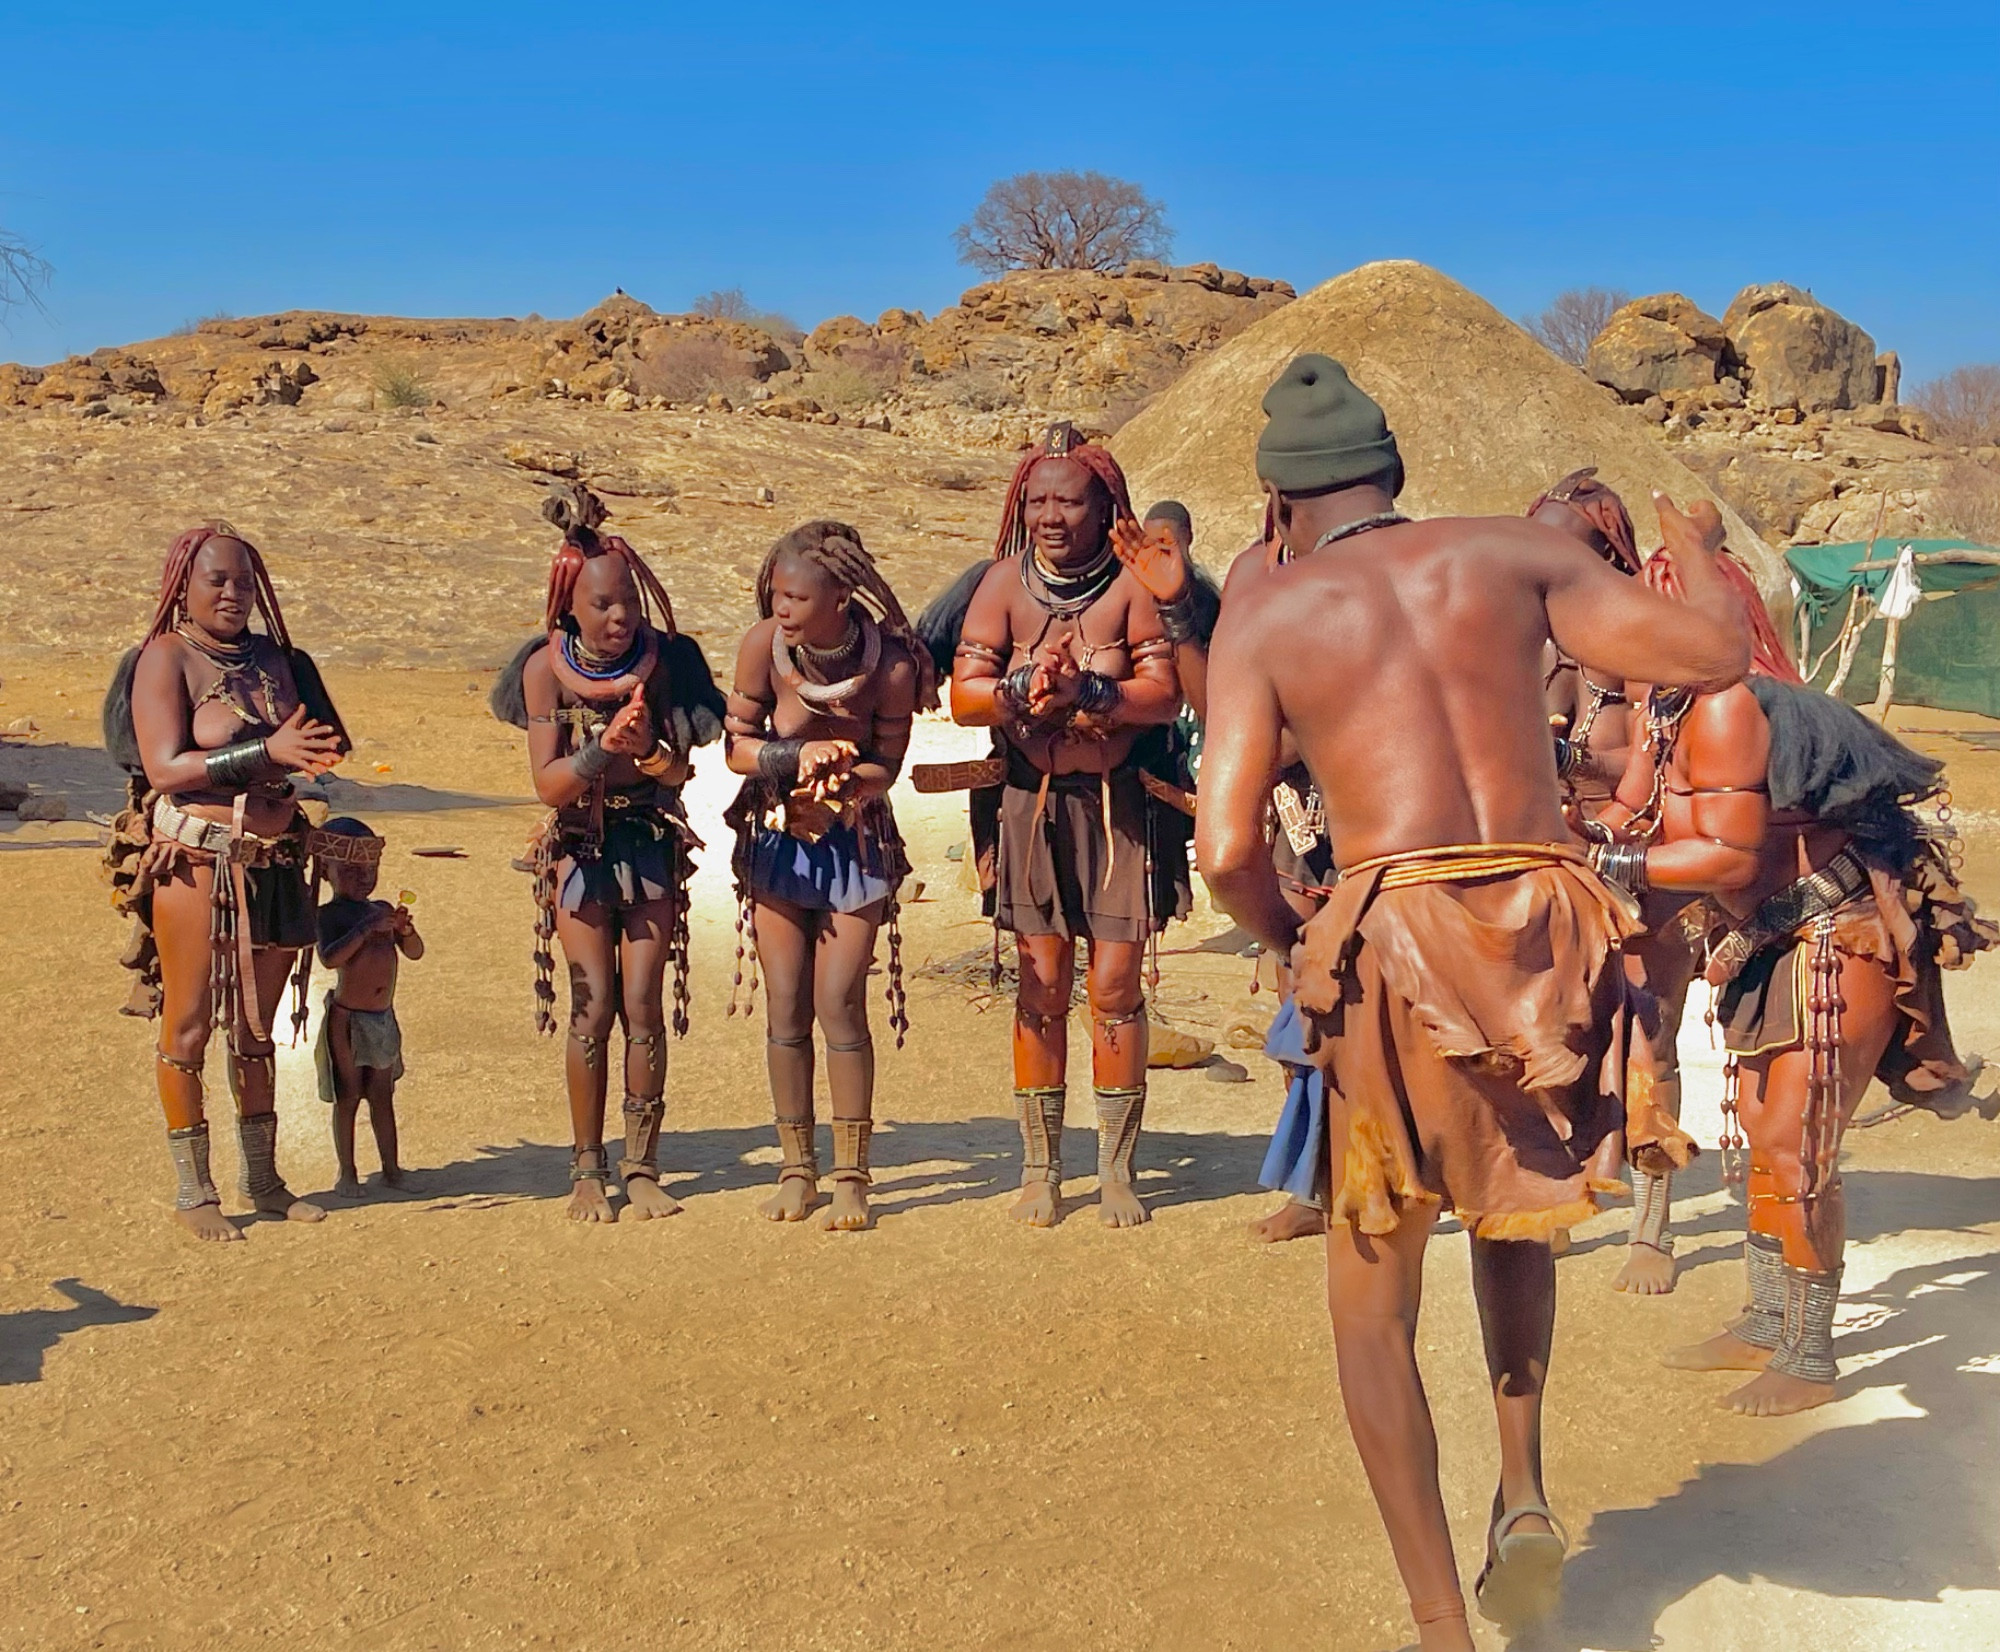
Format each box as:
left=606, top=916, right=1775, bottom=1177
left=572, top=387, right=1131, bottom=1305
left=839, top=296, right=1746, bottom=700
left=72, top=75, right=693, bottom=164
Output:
left=4, top=653, right=2000, bottom=1652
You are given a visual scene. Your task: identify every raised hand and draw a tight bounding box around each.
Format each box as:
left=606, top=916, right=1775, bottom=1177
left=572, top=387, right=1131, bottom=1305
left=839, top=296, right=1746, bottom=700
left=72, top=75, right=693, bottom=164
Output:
left=266, top=704, right=344, bottom=775
left=601, top=683, right=654, bottom=756
left=796, top=739, right=858, bottom=800
left=1109, top=518, right=1190, bottom=606
left=1027, top=639, right=1080, bottom=718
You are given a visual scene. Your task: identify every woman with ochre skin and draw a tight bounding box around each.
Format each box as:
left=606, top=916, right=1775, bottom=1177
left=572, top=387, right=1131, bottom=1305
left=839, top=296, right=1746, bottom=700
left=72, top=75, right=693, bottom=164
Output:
left=952, top=424, right=1184, bottom=1229
left=519, top=493, right=722, bottom=1224
left=724, top=521, right=930, bottom=1233
left=125, top=525, right=348, bottom=1241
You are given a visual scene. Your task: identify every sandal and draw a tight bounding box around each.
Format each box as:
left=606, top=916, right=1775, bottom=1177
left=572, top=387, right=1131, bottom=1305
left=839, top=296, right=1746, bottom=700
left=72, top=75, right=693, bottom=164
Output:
left=1474, top=1502, right=1569, bottom=1632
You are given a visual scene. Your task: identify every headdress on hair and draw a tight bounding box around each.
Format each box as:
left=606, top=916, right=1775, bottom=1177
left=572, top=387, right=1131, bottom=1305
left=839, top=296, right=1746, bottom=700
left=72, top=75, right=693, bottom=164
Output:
left=992, top=422, right=1136, bottom=561
left=1527, top=467, right=1640, bottom=574
left=309, top=815, right=385, bottom=865
left=1643, top=548, right=1803, bottom=684
left=542, top=483, right=678, bottom=637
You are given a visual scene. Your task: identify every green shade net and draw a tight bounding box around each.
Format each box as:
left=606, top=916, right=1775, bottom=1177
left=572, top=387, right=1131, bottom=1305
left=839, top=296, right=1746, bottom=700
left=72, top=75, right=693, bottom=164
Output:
left=1786, top=540, right=2000, bottom=717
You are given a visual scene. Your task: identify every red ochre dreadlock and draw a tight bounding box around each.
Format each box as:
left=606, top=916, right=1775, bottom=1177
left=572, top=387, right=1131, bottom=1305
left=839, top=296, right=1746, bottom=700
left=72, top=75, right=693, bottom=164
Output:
left=992, top=421, right=1138, bottom=561
left=759, top=520, right=939, bottom=711
left=1644, top=546, right=1805, bottom=685
left=1527, top=466, right=1641, bottom=574
left=144, top=523, right=295, bottom=649
left=544, top=530, right=679, bottom=637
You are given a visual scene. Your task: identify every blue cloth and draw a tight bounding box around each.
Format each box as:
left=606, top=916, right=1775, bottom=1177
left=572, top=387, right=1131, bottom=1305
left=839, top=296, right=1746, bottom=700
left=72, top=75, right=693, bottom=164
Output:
left=1258, top=996, right=1329, bottom=1210
left=747, top=820, right=896, bottom=914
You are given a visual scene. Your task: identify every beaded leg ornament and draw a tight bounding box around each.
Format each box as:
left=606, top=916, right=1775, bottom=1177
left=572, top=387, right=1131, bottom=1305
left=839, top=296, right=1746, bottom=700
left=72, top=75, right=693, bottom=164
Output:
left=1094, top=1086, right=1146, bottom=1188
left=1738, top=1232, right=1787, bottom=1350
left=619, top=1095, right=666, bottom=1181
left=1801, top=915, right=1845, bottom=1206
left=1631, top=1168, right=1675, bottom=1255
left=728, top=889, right=761, bottom=1021
left=883, top=898, right=909, bottom=1049
left=830, top=1120, right=873, bottom=1186
left=528, top=820, right=560, bottom=1035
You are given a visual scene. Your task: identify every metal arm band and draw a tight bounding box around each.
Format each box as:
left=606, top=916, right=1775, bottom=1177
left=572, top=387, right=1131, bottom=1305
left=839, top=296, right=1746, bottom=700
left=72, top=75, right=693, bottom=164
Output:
left=571, top=737, right=614, bottom=780
left=1156, top=586, right=1199, bottom=644
left=1552, top=734, right=1580, bottom=780
left=1073, top=671, right=1122, bottom=718
left=635, top=740, right=677, bottom=779
left=758, top=738, right=803, bottom=789
left=997, top=663, right=1037, bottom=714
left=204, top=738, right=278, bottom=790
left=1589, top=839, right=1649, bottom=896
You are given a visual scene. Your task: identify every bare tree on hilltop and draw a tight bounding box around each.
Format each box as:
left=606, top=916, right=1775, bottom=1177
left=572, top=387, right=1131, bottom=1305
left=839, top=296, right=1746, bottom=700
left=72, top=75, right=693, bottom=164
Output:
left=954, top=171, right=1172, bottom=274
left=691, top=286, right=803, bottom=343
left=1, top=227, right=52, bottom=320
left=1523, top=285, right=1629, bottom=366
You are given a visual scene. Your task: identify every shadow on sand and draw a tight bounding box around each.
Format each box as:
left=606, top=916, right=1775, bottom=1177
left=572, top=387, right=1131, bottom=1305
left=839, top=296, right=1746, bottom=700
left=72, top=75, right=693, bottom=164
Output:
left=0, top=740, right=525, bottom=842
left=323, top=1117, right=1273, bottom=1226
left=1522, top=1188, right=2000, bottom=1650
left=0, top=1279, right=159, bottom=1385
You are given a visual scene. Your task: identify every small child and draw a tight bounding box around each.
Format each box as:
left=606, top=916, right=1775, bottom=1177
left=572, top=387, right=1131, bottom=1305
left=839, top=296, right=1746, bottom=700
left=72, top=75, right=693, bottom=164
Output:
left=311, top=817, right=423, bottom=1197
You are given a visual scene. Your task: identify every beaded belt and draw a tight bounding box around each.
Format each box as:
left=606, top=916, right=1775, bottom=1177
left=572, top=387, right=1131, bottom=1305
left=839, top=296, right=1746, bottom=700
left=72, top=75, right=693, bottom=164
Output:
left=1705, top=848, right=1871, bottom=985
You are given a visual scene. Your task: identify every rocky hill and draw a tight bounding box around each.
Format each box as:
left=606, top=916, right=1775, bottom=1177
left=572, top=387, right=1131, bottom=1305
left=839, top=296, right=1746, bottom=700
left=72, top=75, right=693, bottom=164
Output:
left=3, top=259, right=1992, bottom=679
left=1584, top=284, right=1998, bottom=547
left=1115, top=261, right=1783, bottom=589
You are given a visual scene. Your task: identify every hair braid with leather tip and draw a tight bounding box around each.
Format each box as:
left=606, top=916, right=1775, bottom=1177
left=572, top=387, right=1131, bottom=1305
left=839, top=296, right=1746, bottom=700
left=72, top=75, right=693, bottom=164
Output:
left=992, top=421, right=1138, bottom=562
left=1643, top=546, right=1804, bottom=684
left=757, top=519, right=938, bottom=711
left=145, top=523, right=295, bottom=649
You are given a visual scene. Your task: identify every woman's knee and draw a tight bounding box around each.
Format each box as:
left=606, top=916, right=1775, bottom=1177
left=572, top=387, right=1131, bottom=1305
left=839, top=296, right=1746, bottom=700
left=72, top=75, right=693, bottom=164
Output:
left=159, top=1007, right=210, bottom=1063
left=1085, top=959, right=1143, bottom=1018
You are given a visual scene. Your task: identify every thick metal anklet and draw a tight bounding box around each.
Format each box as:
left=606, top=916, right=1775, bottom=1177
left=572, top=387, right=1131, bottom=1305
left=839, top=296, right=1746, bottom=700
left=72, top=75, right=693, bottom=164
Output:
left=1014, top=1087, right=1066, bottom=1187
left=1630, top=1167, right=1675, bottom=1254
left=1094, top=1085, right=1146, bottom=1184
left=619, top=1094, right=666, bottom=1181
left=1767, top=1263, right=1842, bottom=1384
left=167, top=1122, right=220, bottom=1210
left=1738, top=1232, right=1786, bottom=1349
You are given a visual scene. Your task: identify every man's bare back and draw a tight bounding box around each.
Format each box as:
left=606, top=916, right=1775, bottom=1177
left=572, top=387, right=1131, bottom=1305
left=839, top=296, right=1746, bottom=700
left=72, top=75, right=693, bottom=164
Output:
left=1203, top=502, right=1751, bottom=948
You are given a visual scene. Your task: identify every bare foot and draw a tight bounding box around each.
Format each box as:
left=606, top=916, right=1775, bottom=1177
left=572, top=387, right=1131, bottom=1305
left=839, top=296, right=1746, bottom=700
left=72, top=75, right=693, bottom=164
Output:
left=251, top=1187, right=326, bottom=1224
left=1724, top=1368, right=1836, bottom=1416
left=1248, top=1199, right=1327, bottom=1244
left=333, top=1173, right=364, bottom=1200
left=823, top=1181, right=871, bottom=1232
left=378, top=1164, right=406, bottom=1190
left=761, top=1175, right=820, bottom=1223
left=1662, top=1328, right=1773, bottom=1372
left=567, top=1179, right=616, bottom=1223
left=623, top=1176, right=682, bottom=1221
left=1008, top=1181, right=1061, bottom=1228
left=1098, top=1179, right=1149, bottom=1229
left=1612, top=1243, right=1678, bottom=1295
left=172, top=1204, right=242, bottom=1243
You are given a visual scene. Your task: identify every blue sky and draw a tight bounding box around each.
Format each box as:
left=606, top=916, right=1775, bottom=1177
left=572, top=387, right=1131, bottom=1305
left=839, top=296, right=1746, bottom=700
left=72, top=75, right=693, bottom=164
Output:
left=3, top=2, right=1996, bottom=380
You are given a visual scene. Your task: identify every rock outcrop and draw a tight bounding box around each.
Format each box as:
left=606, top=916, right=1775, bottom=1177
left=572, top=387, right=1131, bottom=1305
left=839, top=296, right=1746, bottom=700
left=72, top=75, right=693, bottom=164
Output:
left=1113, top=260, right=1784, bottom=596
left=1722, top=282, right=1880, bottom=413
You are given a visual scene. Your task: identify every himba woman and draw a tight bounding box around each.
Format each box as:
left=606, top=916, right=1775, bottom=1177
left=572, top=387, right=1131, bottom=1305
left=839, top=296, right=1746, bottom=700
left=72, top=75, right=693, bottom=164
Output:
left=104, top=523, right=349, bottom=1240
left=502, top=485, right=724, bottom=1223
left=723, top=521, right=932, bottom=1231
left=1529, top=470, right=1706, bottom=1294
left=1586, top=549, right=1994, bottom=1412
left=949, top=423, right=1187, bottom=1228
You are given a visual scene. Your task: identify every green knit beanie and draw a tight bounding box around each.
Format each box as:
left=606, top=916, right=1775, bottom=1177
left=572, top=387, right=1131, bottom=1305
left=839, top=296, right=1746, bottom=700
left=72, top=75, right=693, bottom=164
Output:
left=1255, top=354, right=1404, bottom=498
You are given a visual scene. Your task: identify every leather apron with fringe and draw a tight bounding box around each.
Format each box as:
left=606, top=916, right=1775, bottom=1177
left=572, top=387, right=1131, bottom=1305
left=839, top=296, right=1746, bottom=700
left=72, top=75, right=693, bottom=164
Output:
left=1292, top=843, right=1648, bottom=1242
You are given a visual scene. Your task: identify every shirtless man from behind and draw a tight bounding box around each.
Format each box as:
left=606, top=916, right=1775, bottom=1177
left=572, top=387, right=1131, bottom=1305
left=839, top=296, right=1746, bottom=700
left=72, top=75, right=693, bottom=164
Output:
left=1196, top=355, right=1748, bottom=1648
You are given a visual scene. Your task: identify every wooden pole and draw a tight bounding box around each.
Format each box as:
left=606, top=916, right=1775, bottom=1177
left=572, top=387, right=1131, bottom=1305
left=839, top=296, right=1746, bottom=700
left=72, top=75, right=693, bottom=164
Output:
left=1871, top=613, right=1903, bottom=720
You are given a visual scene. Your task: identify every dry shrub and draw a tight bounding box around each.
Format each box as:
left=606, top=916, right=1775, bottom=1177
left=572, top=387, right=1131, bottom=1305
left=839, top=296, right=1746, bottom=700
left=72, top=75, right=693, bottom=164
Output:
left=1911, top=365, right=2000, bottom=447
left=372, top=359, right=433, bottom=408
left=629, top=336, right=750, bottom=404
left=171, top=310, right=235, bottom=337
left=1930, top=460, right=2000, bottom=545
left=691, top=287, right=803, bottom=343
left=954, top=171, right=1172, bottom=273
left=814, top=338, right=907, bottom=410
left=944, top=371, right=1017, bottom=412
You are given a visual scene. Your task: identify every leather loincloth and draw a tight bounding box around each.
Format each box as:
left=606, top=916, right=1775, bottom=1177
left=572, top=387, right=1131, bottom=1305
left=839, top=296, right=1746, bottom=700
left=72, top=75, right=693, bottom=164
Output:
left=1292, top=844, right=1641, bottom=1242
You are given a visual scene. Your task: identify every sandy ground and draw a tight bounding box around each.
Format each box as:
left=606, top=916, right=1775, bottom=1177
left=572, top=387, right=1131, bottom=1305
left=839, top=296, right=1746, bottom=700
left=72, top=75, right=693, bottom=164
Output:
left=3, top=656, right=2000, bottom=1652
